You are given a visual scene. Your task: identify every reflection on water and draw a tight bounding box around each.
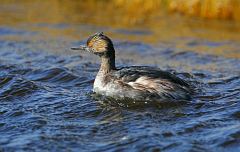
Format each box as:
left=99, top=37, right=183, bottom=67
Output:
left=0, top=1, right=240, bottom=152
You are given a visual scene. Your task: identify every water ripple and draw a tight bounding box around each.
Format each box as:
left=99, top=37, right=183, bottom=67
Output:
left=0, top=33, right=239, bottom=151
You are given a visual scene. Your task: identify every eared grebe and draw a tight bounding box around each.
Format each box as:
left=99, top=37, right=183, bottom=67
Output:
left=72, top=32, right=193, bottom=102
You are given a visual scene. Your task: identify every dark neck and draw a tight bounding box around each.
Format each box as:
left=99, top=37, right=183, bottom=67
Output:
left=99, top=51, right=116, bottom=74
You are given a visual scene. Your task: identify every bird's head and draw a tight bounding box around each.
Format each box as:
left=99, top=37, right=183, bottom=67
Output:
left=71, top=32, right=115, bottom=57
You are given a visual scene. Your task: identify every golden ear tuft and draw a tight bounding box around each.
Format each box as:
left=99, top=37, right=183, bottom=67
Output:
left=93, top=39, right=108, bottom=53
left=87, top=37, right=108, bottom=53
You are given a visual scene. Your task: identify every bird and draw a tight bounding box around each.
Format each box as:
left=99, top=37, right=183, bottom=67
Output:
left=71, top=32, right=193, bottom=103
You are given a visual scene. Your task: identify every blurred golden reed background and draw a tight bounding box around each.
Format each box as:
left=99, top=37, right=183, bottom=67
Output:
left=1, top=0, right=240, bottom=25
left=1, top=0, right=240, bottom=58
left=116, top=0, right=240, bottom=23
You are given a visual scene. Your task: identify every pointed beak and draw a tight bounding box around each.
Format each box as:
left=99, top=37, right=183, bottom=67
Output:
left=71, top=45, right=93, bottom=53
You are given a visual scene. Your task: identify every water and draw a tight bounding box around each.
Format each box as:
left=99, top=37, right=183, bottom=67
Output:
left=0, top=1, right=240, bottom=152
